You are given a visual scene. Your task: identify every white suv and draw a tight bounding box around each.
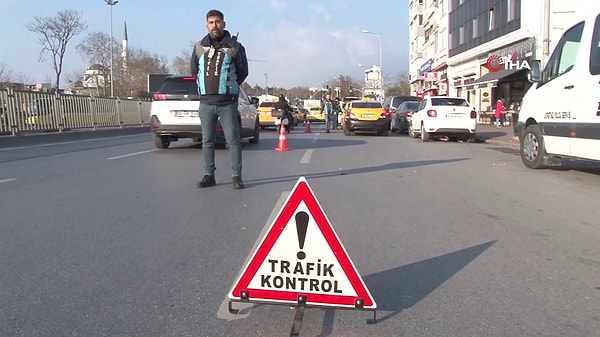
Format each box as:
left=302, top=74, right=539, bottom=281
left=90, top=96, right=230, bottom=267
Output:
left=150, top=76, right=260, bottom=149
left=409, top=96, right=477, bottom=142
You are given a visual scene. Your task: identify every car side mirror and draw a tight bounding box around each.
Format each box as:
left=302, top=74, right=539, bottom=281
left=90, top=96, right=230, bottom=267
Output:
left=528, top=60, right=542, bottom=83
left=250, top=97, right=259, bottom=107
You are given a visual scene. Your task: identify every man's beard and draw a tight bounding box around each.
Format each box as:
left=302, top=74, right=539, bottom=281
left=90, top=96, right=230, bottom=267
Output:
left=210, top=30, right=223, bottom=40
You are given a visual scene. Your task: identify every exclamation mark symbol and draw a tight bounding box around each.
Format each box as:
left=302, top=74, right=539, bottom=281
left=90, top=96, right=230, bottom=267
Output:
left=295, top=211, right=309, bottom=260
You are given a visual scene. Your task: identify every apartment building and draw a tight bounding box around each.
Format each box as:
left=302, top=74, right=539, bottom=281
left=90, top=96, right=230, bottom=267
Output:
left=410, top=0, right=586, bottom=112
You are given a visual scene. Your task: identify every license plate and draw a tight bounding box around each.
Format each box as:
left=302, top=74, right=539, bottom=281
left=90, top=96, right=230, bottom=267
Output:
left=173, top=110, right=199, bottom=117
left=445, top=113, right=462, bottom=118
left=361, top=114, right=375, bottom=118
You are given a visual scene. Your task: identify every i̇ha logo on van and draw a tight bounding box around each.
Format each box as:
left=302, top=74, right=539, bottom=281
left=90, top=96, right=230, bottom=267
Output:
left=487, top=53, right=531, bottom=72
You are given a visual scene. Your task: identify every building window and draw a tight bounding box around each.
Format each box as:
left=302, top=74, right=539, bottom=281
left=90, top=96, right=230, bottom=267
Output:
left=488, top=8, right=495, bottom=31
left=472, top=17, right=478, bottom=38
left=440, top=0, right=445, bottom=15
left=440, top=28, right=446, bottom=50
left=459, top=26, right=464, bottom=45
left=435, top=30, right=439, bottom=53
left=507, top=0, right=516, bottom=21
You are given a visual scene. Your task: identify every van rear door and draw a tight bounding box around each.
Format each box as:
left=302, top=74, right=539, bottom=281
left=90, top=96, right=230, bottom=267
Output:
left=571, top=13, right=600, bottom=161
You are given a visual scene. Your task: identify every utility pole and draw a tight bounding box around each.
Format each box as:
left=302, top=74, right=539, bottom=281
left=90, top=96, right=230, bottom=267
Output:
left=105, top=0, right=118, bottom=97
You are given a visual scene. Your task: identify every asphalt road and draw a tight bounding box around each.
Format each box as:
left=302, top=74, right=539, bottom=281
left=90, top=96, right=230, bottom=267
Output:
left=1, top=125, right=599, bottom=337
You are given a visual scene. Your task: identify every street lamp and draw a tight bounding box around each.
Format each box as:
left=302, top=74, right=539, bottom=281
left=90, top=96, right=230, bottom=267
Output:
left=264, top=73, right=268, bottom=96
left=105, top=0, right=118, bottom=97
left=361, top=29, right=383, bottom=96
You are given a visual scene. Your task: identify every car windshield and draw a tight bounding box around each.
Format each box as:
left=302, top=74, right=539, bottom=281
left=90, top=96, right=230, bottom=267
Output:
left=392, top=96, right=418, bottom=108
left=352, top=102, right=382, bottom=109
left=260, top=102, right=277, bottom=108
left=431, top=98, right=469, bottom=107
left=157, top=78, right=197, bottom=95
left=400, top=102, right=420, bottom=110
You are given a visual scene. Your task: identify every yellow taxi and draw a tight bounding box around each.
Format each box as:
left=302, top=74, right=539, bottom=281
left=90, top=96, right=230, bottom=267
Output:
left=257, top=100, right=281, bottom=128
left=306, top=107, right=325, bottom=123
left=341, top=100, right=389, bottom=136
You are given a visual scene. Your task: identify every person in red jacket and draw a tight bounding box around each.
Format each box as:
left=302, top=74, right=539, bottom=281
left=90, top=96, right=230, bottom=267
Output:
left=495, top=98, right=506, bottom=128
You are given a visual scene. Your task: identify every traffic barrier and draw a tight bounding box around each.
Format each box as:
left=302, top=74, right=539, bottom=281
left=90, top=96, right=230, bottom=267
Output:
left=275, top=124, right=290, bottom=151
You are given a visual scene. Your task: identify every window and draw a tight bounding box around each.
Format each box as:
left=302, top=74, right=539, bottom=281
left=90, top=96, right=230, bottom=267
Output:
left=472, top=18, right=479, bottom=38
left=459, top=26, right=464, bottom=45
left=435, top=30, right=439, bottom=52
left=431, top=97, right=469, bottom=106
left=440, top=0, right=445, bottom=15
left=543, top=21, right=584, bottom=82
left=440, top=28, right=447, bottom=50
left=507, top=0, right=516, bottom=21
left=590, top=14, right=600, bottom=75
left=489, top=8, right=495, bottom=31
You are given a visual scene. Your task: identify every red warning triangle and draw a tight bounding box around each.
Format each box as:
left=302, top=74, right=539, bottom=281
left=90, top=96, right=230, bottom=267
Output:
left=229, top=176, right=376, bottom=309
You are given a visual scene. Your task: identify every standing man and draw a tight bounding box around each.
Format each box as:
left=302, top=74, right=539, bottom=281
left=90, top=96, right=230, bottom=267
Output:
left=320, top=93, right=334, bottom=133
left=191, top=9, right=249, bottom=189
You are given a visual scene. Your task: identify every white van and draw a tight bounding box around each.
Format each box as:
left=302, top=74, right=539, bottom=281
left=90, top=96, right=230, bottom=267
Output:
left=517, top=10, right=600, bottom=168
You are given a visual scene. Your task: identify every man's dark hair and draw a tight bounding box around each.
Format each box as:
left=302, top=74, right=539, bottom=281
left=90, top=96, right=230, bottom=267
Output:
left=206, top=9, right=224, bottom=21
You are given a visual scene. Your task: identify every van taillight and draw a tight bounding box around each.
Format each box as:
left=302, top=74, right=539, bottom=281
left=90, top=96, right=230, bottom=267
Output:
left=427, top=109, right=437, bottom=117
left=470, top=109, right=477, bottom=118
left=153, top=93, right=167, bottom=100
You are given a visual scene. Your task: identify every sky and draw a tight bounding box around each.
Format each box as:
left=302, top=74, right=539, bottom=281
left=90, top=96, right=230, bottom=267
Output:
left=0, top=0, right=409, bottom=89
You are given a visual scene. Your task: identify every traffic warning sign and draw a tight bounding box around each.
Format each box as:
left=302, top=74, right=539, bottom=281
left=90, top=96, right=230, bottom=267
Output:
left=229, top=176, right=376, bottom=309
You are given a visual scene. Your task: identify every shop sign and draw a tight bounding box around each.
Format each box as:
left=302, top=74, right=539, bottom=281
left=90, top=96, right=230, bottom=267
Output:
left=487, top=53, right=531, bottom=72
left=424, top=71, right=439, bottom=82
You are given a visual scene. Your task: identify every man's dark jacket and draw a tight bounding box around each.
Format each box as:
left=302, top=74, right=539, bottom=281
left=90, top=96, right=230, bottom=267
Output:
left=190, top=30, right=248, bottom=105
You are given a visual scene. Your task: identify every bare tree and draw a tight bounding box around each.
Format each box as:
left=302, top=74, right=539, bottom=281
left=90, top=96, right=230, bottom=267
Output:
left=114, top=47, right=169, bottom=97
left=385, top=72, right=410, bottom=96
left=27, top=9, right=87, bottom=91
left=172, top=41, right=196, bottom=75
left=77, top=32, right=117, bottom=96
left=0, top=63, right=14, bottom=84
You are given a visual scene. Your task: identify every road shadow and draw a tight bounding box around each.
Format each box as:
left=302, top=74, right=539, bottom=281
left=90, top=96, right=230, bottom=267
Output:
left=164, top=136, right=369, bottom=151
left=363, top=240, right=496, bottom=323
left=244, top=158, right=470, bottom=187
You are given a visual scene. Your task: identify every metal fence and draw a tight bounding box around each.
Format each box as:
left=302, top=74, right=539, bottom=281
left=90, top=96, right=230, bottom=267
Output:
left=0, top=88, right=151, bottom=136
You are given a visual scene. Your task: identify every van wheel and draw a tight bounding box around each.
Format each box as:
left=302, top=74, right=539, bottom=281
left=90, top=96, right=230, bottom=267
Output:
left=154, top=135, right=170, bottom=149
left=521, top=124, right=546, bottom=169
left=420, top=124, right=429, bottom=142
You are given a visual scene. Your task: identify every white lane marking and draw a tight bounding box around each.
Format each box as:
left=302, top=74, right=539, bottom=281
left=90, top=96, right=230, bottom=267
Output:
left=107, top=149, right=157, bottom=160
left=217, top=191, right=289, bottom=321
left=0, top=178, right=16, bottom=184
left=0, top=133, right=147, bottom=152
left=300, top=149, right=313, bottom=164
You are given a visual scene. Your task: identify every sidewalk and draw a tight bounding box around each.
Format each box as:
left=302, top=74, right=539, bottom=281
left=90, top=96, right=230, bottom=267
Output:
left=475, top=123, right=520, bottom=147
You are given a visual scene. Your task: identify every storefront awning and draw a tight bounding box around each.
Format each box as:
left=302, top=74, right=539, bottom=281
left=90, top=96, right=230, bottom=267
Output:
left=471, top=68, right=526, bottom=86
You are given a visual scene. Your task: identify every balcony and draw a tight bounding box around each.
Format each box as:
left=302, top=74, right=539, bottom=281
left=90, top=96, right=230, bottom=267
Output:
left=411, top=26, right=425, bottom=37
left=410, top=1, right=423, bottom=15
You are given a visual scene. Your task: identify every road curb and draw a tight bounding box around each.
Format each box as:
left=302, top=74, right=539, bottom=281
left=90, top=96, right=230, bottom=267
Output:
left=0, top=127, right=150, bottom=148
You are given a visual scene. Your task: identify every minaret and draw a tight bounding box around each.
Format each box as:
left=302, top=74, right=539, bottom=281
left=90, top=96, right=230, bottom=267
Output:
left=122, top=21, right=128, bottom=74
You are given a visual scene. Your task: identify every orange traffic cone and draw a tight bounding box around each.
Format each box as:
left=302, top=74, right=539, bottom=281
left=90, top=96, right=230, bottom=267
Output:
left=275, top=125, right=290, bottom=151
left=304, top=120, right=311, bottom=133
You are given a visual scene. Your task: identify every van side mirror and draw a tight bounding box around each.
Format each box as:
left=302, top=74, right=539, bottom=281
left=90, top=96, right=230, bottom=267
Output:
left=528, top=60, right=542, bottom=83
left=250, top=96, right=259, bottom=107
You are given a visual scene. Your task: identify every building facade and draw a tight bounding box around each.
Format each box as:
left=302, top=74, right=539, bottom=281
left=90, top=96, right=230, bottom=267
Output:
left=409, top=0, right=587, bottom=113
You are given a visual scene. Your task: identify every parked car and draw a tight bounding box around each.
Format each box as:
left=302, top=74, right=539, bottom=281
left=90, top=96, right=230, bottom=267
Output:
left=150, top=76, right=260, bottom=149
left=390, top=101, right=421, bottom=133
left=408, top=96, right=477, bottom=142
left=382, top=95, right=419, bottom=129
left=341, top=100, right=389, bottom=136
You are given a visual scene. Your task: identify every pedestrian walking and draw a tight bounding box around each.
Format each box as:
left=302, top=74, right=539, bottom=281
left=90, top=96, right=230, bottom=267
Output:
left=495, top=98, right=506, bottom=128
left=320, top=93, right=335, bottom=132
left=191, top=9, right=249, bottom=189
